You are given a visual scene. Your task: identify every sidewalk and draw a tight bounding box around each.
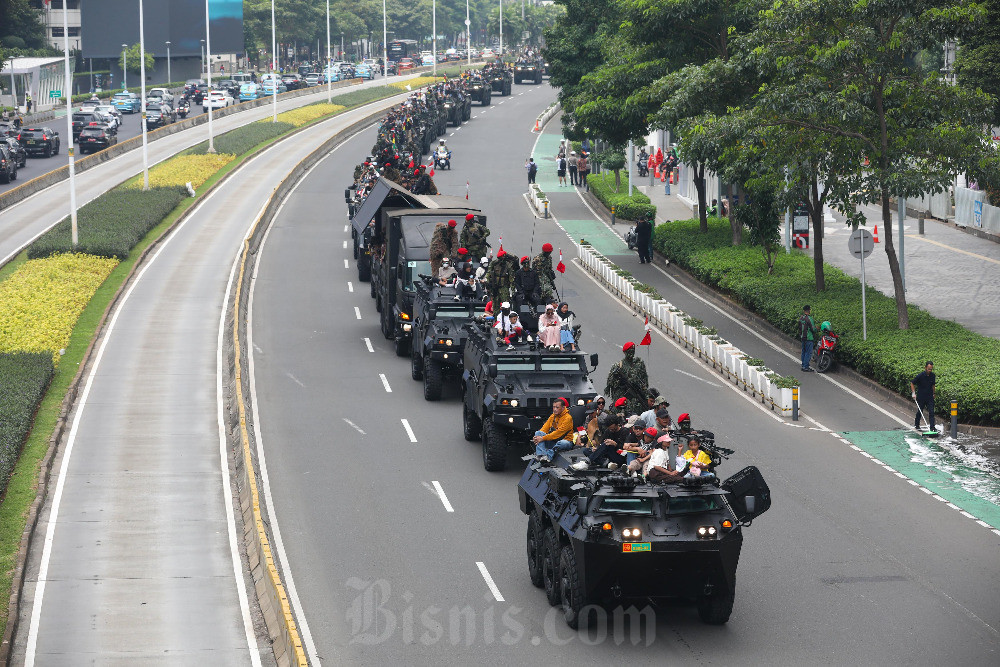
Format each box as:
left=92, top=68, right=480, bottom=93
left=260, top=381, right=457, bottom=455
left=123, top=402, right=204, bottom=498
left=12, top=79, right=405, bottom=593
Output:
left=641, top=185, right=1000, bottom=340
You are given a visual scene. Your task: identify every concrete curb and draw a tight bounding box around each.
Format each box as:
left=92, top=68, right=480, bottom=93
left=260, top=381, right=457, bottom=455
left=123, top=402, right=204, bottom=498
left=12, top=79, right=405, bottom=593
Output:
left=534, top=101, right=560, bottom=132
left=0, top=85, right=420, bottom=667
left=224, top=95, right=430, bottom=667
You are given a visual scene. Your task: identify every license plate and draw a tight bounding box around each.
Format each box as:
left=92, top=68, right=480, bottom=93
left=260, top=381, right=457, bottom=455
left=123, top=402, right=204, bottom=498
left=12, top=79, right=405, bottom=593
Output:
left=26, top=140, right=36, bottom=145
left=622, top=542, right=651, bottom=553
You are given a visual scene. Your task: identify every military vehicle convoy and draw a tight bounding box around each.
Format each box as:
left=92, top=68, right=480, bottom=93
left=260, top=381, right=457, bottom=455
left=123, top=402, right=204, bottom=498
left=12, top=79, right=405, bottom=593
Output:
left=514, top=58, right=544, bottom=85
left=486, top=65, right=513, bottom=96
left=467, top=73, right=493, bottom=106
left=443, top=88, right=473, bottom=126
left=461, top=320, right=599, bottom=471
left=518, top=453, right=771, bottom=628
left=410, top=280, right=487, bottom=400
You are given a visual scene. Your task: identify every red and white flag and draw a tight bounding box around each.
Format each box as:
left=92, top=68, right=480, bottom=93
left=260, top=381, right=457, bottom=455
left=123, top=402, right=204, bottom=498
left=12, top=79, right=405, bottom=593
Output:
left=556, top=249, right=565, bottom=274
left=640, top=316, right=652, bottom=346
left=466, top=180, right=470, bottom=200
left=497, top=235, right=503, bottom=253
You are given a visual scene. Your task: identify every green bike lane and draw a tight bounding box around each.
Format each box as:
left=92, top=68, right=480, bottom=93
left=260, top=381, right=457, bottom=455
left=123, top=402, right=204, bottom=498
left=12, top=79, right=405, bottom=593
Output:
left=531, top=120, right=1000, bottom=536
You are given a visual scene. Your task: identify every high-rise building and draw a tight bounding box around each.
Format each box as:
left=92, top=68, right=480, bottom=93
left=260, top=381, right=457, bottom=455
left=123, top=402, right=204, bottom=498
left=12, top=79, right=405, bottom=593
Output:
left=42, top=0, right=83, bottom=51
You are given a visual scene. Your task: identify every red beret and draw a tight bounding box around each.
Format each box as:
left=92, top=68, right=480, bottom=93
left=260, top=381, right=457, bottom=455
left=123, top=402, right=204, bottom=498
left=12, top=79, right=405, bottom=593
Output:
left=678, top=413, right=690, bottom=423
left=497, top=250, right=506, bottom=258
left=394, top=154, right=399, bottom=159
left=520, top=256, right=529, bottom=263
left=465, top=213, right=475, bottom=221
left=623, top=341, right=635, bottom=352
left=542, top=243, right=553, bottom=252
left=448, top=219, right=457, bottom=228
left=556, top=397, right=569, bottom=407
left=385, top=162, right=392, bottom=167
left=364, top=161, right=370, bottom=166
left=458, top=247, right=468, bottom=255
left=644, top=427, right=658, bottom=437
left=614, top=397, right=627, bottom=408
left=414, top=168, right=420, bottom=175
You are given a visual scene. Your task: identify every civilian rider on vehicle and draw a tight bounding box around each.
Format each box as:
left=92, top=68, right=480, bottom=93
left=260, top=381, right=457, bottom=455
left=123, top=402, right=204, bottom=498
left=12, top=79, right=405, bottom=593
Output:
left=533, top=397, right=575, bottom=462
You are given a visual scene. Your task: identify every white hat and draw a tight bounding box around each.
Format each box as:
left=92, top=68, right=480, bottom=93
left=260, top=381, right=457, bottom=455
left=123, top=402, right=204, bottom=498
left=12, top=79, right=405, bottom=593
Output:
left=501, top=301, right=511, bottom=309
left=442, top=257, right=451, bottom=264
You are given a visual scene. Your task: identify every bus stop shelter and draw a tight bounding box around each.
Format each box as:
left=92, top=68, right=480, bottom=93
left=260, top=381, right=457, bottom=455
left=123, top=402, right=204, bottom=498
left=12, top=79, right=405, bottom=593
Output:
left=1, top=57, right=68, bottom=113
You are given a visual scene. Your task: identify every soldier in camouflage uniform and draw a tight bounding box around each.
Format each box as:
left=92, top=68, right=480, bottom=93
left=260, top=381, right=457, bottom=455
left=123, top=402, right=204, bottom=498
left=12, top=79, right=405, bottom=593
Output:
left=484, top=250, right=520, bottom=305
left=531, top=243, right=557, bottom=302
left=459, top=213, right=490, bottom=259
left=429, top=219, right=459, bottom=277
left=604, top=342, right=649, bottom=416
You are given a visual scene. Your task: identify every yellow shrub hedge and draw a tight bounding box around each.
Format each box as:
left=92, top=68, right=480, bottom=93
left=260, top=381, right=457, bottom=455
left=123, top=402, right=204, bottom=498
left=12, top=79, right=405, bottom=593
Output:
left=125, top=153, right=235, bottom=190
left=274, top=103, right=347, bottom=127
left=0, top=253, right=119, bottom=364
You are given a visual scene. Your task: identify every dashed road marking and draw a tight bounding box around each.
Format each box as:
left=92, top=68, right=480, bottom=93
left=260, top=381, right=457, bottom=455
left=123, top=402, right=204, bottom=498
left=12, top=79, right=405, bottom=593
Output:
left=343, top=418, right=366, bottom=435
left=674, top=368, right=722, bottom=387
left=286, top=372, right=305, bottom=388
left=344, top=258, right=349, bottom=269
left=476, top=562, right=505, bottom=602
left=354, top=307, right=362, bottom=320
left=343, top=224, right=348, bottom=232
left=342, top=240, right=348, bottom=249
left=363, top=337, right=374, bottom=353
left=347, top=281, right=354, bottom=292
left=401, top=418, right=417, bottom=442
left=431, top=481, right=454, bottom=512
left=380, top=373, right=392, bottom=392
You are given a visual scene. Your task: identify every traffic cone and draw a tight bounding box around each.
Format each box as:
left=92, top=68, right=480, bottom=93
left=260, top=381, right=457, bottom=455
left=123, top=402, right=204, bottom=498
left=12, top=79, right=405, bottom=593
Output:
left=873, top=225, right=880, bottom=243
left=669, top=171, right=675, bottom=184
left=534, top=118, right=540, bottom=132
left=653, top=165, right=660, bottom=179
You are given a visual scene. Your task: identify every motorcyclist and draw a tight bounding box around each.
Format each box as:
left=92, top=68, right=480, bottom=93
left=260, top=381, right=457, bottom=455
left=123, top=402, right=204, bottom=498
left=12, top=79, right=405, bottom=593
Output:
left=435, top=139, right=450, bottom=168
left=638, top=148, right=649, bottom=177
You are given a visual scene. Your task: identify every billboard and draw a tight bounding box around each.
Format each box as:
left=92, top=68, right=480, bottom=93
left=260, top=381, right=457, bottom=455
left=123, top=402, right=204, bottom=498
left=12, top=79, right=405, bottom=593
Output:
left=82, top=0, right=243, bottom=59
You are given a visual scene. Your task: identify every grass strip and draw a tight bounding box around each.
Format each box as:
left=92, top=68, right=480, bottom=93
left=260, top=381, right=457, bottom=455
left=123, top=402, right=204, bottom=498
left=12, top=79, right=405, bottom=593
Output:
left=653, top=218, right=1000, bottom=425
left=586, top=172, right=656, bottom=221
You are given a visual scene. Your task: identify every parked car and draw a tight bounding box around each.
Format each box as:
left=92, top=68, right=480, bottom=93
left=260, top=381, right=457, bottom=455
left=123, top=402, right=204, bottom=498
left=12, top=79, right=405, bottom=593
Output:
left=17, top=127, right=60, bottom=157
left=78, top=124, right=118, bottom=154
left=397, top=58, right=416, bottom=72
left=0, top=144, right=18, bottom=183
left=239, top=82, right=261, bottom=101
left=0, top=136, right=27, bottom=168
left=202, top=90, right=234, bottom=112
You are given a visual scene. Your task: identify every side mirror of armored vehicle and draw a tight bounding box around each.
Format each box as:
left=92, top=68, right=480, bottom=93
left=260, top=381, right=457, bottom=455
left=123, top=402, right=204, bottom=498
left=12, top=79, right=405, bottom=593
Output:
left=576, top=495, right=588, bottom=515
left=590, top=353, right=599, bottom=369
left=745, top=496, right=755, bottom=515
left=722, top=465, right=771, bottom=524
left=488, top=362, right=498, bottom=378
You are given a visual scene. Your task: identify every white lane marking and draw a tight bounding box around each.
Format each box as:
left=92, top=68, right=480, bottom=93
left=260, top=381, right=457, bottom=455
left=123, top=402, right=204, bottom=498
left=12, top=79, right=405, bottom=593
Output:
left=342, top=240, right=348, bottom=249
left=674, top=368, right=722, bottom=387
left=343, top=418, right=366, bottom=435
left=401, top=418, right=418, bottom=442
left=364, top=337, right=374, bottom=353
left=344, top=258, right=349, bottom=268
left=380, top=373, right=392, bottom=392
left=476, top=562, right=505, bottom=602
left=431, top=481, right=455, bottom=512
left=354, top=306, right=362, bottom=319
left=253, top=342, right=263, bottom=354
left=978, top=520, right=993, bottom=528
left=286, top=372, right=305, bottom=388
left=920, top=487, right=933, bottom=494
left=26, top=162, right=265, bottom=666
left=343, top=224, right=348, bottom=232
left=347, top=281, right=354, bottom=292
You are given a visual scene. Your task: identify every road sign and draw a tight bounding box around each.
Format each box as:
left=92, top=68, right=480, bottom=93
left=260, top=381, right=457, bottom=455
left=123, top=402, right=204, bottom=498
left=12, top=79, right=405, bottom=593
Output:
left=49, top=90, right=61, bottom=99
left=848, top=228, right=874, bottom=259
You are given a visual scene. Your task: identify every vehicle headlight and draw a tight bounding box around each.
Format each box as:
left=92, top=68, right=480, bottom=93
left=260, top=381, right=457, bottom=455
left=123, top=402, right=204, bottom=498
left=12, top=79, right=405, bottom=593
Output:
left=622, top=528, right=641, bottom=539
left=510, top=399, right=519, bottom=407
left=697, top=526, right=718, bottom=539
left=577, top=399, right=585, bottom=405
left=436, top=338, right=453, bottom=346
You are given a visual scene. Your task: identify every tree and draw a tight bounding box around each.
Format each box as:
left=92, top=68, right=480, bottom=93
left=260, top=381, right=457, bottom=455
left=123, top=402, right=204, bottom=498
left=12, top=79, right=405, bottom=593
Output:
left=954, top=0, right=1000, bottom=126
left=735, top=185, right=783, bottom=274
left=118, top=43, right=155, bottom=76
left=0, top=0, right=47, bottom=51
left=745, top=0, right=1000, bottom=329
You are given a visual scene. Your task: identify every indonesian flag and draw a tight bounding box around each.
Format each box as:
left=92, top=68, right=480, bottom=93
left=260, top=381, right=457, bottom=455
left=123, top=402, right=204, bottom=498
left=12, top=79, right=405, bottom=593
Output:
left=466, top=180, right=470, bottom=200
left=429, top=167, right=435, bottom=177
left=640, top=316, right=652, bottom=346
left=556, top=249, right=565, bottom=274
left=408, top=159, right=414, bottom=169
left=497, top=235, right=503, bottom=253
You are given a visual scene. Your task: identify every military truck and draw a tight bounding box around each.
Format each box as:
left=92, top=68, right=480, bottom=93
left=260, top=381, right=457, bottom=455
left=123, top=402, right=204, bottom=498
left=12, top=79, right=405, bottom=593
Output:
left=517, top=453, right=771, bottom=628
left=410, top=280, right=488, bottom=400
left=514, top=58, right=544, bottom=85
left=467, top=74, right=493, bottom=105
left=461, top=320, right=599, bottom=471
left=348, top=178, right=482, bottom=356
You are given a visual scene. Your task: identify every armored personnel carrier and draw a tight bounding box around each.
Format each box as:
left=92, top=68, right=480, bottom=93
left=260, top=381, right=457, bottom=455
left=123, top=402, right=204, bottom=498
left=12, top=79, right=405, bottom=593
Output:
left=486, top=65, right=513, bottom=96
left=467, top=73, right=493, bottom=105
left=514, top=58, right=544, bottom=85
left=443, top=88, right=470, bottom=126
left=517, top=451, right=771, bottom=628
left=461, top=320, right=599, bottom=471
left=410, top=279, right=488, bottom=400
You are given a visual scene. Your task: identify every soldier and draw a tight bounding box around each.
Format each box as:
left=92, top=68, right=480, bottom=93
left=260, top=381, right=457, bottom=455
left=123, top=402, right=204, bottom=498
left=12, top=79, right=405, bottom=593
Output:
left=532, top=243, right=557, bottom=302
left=604, top=342, right=649, bottom=416
left=429, top=219, right=459, bottom=277
left=460, top=213, right=490, bottom=259
left=484, top=249, right=519, bottom=304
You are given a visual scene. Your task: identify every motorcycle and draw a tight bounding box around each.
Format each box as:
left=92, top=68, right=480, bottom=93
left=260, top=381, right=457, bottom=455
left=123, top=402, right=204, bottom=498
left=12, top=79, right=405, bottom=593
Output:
left=637, top=152, right=649, bottom=177
left=434, top=149, right=451, bottom=170
left=176, top=101, right=189, bottom=118
left=625, top=224, right=638, bottom=251
left=812, top=330, right=840, bottom=373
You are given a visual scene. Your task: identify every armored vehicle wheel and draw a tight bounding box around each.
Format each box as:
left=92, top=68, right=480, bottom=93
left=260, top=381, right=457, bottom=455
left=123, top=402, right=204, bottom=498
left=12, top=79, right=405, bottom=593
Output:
left=559, top=545, right=589, bottom=629
left=482, top=420, right=508, bottom=472
left=463, top=104, right=471, bottom=121
left=455, top=114, right=462, bottom=127
left=483, top=92, right=491, bottom=106
left=370, top=279, right=376, bottom=299
left=423, top=357, right=443, bottom=400
left=395, top=336, right=409, bottom=357
left=352, top=236, right=359, bottom=259
left=358, top=259, right=371, bottom=282
left=526, top=513, right=544, bottom=588
left=697, top=590, right=735, bottom=625
left=375, top=295, right=382, bottom=313
left=411, top=351, right=423, bottom=380
left=542, top=528, right=562, bottom=605
left=380, top=312, right=393, bottom=339
left=462, top=402, right=481, bottom=441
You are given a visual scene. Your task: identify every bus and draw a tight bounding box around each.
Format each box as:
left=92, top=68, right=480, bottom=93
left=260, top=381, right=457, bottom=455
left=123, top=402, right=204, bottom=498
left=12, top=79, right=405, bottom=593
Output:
left=388, top=39, right=419, bottom=62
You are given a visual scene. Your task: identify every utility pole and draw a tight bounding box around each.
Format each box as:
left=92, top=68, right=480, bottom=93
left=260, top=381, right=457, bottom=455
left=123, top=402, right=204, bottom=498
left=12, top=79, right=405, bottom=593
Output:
left=499, top=0, right=503, bottom=57
left=62, top=8, right=78, bottom=245
left=432, top=0, right=437, bottom=77
left=165, top=41, right=171, bottom=83
left=326, top=0, right=332, bottom=103
left=205, top=0, right=215, bottom=153
left=383, top=0, right=388, bottom=86
left=122, top=44, right=127, bottom=88
left=271, top=0, right=277, bottom=121
left=466, top=0, right=471, bottom=67
left=139, top=0, right=150, bottom=189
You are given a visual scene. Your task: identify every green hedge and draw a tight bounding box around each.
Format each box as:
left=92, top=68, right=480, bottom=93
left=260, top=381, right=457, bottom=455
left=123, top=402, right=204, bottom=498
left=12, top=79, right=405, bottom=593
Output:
left=653, top=218, right=1000, bottom=425
left=189, top=121, right=295, bottom=157
left=27, top=186, right=187, bottom=260
left=0, top=353, right=54, bottom=499
left=68, top=81, right=187, bottom=104
left=586, top=172, right=656, bottom=221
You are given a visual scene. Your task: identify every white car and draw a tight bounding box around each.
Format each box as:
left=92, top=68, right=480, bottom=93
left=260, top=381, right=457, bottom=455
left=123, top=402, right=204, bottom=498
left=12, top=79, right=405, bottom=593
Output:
left=94, top=105, right=122, bottom=129
left=362, top=58, right=382, bottom=75
left=481, top=48, right=495, bottom=58
left=202, top=90, right=234, bottom=112
left=147, top=87, right=174, bottom=104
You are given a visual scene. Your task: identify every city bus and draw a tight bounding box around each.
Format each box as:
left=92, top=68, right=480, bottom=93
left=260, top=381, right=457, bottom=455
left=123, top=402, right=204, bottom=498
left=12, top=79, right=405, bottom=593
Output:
left=388, top=39, right=419, bottom=62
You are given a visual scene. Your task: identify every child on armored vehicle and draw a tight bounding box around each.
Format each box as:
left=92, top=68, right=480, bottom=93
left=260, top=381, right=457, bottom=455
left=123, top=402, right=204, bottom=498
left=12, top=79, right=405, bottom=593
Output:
left=680, top=437, right=715, bottom=479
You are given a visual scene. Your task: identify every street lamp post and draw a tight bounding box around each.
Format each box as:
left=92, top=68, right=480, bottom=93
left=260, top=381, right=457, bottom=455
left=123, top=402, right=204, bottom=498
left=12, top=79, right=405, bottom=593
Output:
left=165, top=41, right=171, bottom=83
left=122, top=43, right=127, bottom=88
left=271, top=0, right=277, bottom=121
left=326, top=0, right=332, bottom=104
left=139, top=0, right=150, bottom=189
left=205, top=0, right=215, bottom=153
left=466, top=0, right=471, bottom=67
left=341, top=32, right=344, bottom=61
left=63, top=6, right=78, bottom=245
left=201, top=38, right=205, bottom=76
left=432, top=0, right=437, bottom=77
left=499, top=0, right=503, bottom=58
left=382, top=0, right=388, bottom=86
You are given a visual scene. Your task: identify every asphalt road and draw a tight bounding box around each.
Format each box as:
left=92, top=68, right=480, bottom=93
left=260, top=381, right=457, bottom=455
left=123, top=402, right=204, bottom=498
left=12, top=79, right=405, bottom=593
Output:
left=11, top=89, right=427, bottom=665
left=249, top=83, right=1000, bottom=663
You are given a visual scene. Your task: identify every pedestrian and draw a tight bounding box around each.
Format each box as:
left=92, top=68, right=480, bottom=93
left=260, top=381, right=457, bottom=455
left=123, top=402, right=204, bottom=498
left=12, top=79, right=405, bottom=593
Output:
left=568, top=151, right=579, bottom=186
left=577, top=153, right=589, bottom=191
left=910, top=361, right=937, bottom=432
left=636, top=214, right=652, bottom=264
left=557, top=153, right=567, bottom=186
left=526, top=157, right=537, bottom=184
left=25, top=93, right=32, bottom=115
left=798, top=305, right=817, bottom=372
